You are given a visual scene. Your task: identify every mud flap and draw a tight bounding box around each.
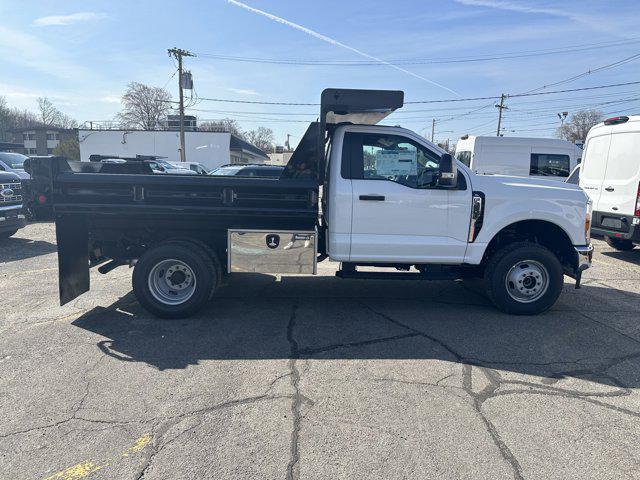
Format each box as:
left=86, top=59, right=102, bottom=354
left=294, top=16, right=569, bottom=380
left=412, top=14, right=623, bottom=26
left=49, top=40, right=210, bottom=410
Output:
left=56, top=215, right=89, bottom=305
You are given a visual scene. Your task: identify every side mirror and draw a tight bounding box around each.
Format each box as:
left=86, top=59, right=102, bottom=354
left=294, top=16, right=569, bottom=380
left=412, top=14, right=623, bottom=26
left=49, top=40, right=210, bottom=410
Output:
left=438, top=153, right=458, bottom=188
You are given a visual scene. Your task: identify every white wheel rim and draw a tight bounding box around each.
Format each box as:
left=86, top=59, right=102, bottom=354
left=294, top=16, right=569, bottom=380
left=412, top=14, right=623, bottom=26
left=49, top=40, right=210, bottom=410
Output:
left=505, top=259, right=549, bottom=303
left=148, top=259, right=197, bottom=305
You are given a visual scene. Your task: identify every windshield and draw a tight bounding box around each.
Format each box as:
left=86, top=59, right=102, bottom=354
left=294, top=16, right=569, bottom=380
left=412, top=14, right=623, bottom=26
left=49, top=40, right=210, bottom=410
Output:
left=211, top=166, right=244, bottom=176
left=0, top=152, right=28, bottom=169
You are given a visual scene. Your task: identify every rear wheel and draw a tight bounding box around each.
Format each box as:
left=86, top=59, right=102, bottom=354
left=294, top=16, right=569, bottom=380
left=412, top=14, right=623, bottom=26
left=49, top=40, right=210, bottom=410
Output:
left=133, top=241, right=218, bottom=318
left=485, top=242, right=564, bottom=315
left=0, top=229, right=18, bottom=239
left=605, top=236, right=635, bottom=251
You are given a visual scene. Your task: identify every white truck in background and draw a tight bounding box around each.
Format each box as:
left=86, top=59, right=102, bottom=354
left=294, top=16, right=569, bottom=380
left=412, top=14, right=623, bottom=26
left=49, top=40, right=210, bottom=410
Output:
left=580, top=115, right=640, bottom=251
left=455, top=135, right=581, bottom=181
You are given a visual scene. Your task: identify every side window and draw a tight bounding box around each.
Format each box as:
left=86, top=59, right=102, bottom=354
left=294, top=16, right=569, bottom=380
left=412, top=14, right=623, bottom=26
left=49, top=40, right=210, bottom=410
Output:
left=530, top=153, right=570, bottom=177
left=456, top=151, right=472, bottom=167
left=566, top=166, right=580, bottom=184
left=359, top=133, right=441, bottom=189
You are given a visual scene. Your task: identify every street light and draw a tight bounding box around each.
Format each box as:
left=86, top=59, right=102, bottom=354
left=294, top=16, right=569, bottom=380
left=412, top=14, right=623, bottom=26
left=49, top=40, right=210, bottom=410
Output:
left=558, top=111, right=568, bottom=127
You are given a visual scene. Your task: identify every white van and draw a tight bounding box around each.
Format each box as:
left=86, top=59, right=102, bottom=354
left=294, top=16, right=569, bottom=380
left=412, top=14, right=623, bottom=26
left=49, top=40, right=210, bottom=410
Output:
left=455, top=136, right=581, bottom=181
left=579, top=115, right=640, bottom=251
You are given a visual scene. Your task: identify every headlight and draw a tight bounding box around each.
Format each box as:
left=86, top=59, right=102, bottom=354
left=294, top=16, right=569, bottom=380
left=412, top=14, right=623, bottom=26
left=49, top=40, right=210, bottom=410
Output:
left=585, top=199, right=593, bottom=243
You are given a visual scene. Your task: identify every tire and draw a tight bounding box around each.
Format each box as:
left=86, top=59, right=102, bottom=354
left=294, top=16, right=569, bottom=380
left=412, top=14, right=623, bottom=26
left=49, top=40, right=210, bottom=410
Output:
left=0, top=229, right=18, bottom=239
left=605, top=236, right=635, bottom=251
left=484, top=242, right=564, bottom=315
left=132, top=241, right=218, bottom=319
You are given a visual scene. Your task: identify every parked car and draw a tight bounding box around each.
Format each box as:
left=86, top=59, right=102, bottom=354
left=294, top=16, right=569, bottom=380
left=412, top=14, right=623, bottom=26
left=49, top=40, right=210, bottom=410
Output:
left=0, top=171, right=26, bottom=238
left=0, top=152, right=30, bottom=180
left=169, top=161, right=210, bottom=175
left=455, top=135, right=581, bottom=181
left=566, top=165, right=580, bottom=185
left=579, top=115, right=640, bottom=251
left=25, top=88, right=592, bottom=318
left=210, top=164, right=284, bottom=177
left=148, top=160, right=198, bottom=175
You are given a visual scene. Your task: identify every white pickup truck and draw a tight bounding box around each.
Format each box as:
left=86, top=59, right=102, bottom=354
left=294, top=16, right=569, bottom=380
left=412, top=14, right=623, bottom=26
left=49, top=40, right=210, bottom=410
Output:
left=25, top=88, right=593, bottom=318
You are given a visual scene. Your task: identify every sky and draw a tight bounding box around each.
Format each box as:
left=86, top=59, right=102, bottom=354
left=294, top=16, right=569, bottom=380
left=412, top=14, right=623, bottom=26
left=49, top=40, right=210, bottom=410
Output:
left=1, top=0, right=639, bottom=148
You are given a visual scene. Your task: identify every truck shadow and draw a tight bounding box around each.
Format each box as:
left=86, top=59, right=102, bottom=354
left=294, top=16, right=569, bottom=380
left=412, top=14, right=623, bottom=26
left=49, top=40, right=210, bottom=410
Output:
left=0, top=236, right=57, bottom=263
left=601, top=249, right=640, bottom=266
left=71, top=276, right=640, bottom=389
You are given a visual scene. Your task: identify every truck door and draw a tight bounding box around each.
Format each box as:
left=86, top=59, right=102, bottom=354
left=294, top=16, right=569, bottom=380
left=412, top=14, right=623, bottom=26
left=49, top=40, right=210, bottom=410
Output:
left=579, top=130, right=611, bottom=211
left=598, top=131, right=640, bottom=216
left=346, top=131, right=472, bottom=263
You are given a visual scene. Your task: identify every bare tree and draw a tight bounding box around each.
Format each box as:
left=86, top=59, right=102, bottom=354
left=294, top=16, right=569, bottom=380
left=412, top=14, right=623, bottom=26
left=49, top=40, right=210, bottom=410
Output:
left=37, top=97, right=62, bottom=126
left=556, top=109, right=603, bottom=143
left=116, top=82, right=172, bottom=130
left=245, top=126, right=275, bottom=152
left=199, top=118, right=245, bottom=138
left=0, top=96, right=40, bottom=140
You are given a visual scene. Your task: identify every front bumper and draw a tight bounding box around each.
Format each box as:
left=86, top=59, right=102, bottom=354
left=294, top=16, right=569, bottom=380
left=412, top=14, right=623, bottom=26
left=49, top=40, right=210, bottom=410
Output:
left=0, top=205, right=26, bottom=233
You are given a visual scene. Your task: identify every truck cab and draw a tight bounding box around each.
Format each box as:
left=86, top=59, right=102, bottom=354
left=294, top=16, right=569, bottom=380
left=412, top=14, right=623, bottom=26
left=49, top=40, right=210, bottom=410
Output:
left=25, top=88, right=593, bottom=318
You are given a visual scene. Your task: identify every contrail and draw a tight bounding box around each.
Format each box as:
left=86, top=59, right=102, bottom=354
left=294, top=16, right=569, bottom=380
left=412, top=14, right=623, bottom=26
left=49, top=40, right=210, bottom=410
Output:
left=226, top=0, right=461, bottom=96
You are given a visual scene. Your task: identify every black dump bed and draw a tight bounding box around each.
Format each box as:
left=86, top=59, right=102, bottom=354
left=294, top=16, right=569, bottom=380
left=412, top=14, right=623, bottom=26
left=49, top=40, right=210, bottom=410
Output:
left=26, top=156, right=318, bottom=229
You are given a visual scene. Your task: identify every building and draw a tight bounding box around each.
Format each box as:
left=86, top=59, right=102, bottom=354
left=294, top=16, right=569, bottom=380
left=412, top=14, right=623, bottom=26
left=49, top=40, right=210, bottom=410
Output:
left=78, top=129, right=269, bottom=171
left=11, top=127, right=76, bottom=156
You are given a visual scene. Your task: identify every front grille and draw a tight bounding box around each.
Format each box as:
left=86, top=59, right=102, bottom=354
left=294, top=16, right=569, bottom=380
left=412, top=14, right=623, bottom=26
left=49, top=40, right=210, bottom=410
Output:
left=0, top=182, right=22, bottom=204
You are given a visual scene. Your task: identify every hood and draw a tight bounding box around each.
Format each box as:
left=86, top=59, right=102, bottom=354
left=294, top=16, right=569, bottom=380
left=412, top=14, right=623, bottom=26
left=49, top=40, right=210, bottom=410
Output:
left=0, top=171, right=21, bottom=183
left=471, top=173, right=589, bottom=202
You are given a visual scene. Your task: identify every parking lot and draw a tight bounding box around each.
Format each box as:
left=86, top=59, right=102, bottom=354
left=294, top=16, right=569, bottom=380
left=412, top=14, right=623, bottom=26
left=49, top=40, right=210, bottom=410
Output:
left=1, top=222, right=639, bottom=479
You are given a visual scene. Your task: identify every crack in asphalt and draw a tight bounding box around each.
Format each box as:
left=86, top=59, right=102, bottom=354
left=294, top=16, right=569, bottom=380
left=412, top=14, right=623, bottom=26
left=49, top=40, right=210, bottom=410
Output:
left=285, top=303, right=302, bottom=480
left=356, top=301, right=640, bottom=480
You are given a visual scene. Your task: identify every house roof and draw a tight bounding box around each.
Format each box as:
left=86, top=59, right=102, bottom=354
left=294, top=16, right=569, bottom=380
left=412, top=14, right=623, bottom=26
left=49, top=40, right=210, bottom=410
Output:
left=229, top=134, right=269, bottom=159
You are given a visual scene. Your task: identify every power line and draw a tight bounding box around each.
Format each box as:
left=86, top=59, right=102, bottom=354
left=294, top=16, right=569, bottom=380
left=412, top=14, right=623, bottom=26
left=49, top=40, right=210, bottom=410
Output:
left=196, top=37, right=640, bottom=66
left=192, top=80, right=640, bottom=106
left=519, top=52, right=640, bottom=94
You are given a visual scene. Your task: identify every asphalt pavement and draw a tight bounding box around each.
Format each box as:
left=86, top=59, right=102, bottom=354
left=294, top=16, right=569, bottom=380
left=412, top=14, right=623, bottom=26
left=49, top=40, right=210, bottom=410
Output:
left=1, top=222, right=640, bottom=480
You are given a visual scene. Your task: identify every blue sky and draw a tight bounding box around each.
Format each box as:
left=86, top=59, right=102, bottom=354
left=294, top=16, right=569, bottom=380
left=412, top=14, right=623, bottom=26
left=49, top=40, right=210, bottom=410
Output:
left=1, top=0, right=639, bottom=147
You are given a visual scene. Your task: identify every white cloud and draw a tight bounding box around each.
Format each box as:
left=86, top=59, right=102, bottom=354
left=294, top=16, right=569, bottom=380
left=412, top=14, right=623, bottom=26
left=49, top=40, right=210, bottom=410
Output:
left=453, top=0, right=627, bottom=36
left=0, top=26, right=95, bottom=80
left=100, top=94, right=122, bottom=104
left=33, top=12, right=107, bottom=27
left=226, top=87, right=259, bottom=96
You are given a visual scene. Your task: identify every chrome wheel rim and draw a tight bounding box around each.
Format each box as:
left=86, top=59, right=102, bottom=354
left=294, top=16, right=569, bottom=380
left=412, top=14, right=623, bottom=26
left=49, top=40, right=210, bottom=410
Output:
left=148, top=259, right=196, bottom=305
left=505, top=260, right=549, bottom=303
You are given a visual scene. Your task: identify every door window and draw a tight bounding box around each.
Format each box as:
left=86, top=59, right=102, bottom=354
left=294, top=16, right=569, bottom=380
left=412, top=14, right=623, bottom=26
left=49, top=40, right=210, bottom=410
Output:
left=604, top=132, right=640, bottom=180
left=359, top=133, right=441, bottom=189
left=456, top=150, right=472, bottom=167
left=580, top=135, right=609, bottom=180
left=529, top=153, right=570, bottom=177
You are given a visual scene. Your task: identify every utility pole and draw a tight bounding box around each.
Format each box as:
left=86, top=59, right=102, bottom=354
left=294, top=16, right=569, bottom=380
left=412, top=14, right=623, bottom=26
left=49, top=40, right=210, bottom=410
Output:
left=431, top=119, right=436, bottom=142
left=168, top=47, right=195, bottom=162
left=495, top=93, right=508, bottom=136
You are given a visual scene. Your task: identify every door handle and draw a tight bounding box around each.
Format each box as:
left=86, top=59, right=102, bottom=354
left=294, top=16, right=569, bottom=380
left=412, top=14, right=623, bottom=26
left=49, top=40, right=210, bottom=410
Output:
left=359, top=195, right=385, bottom=201
left=605, top=186, right=615, bottom=192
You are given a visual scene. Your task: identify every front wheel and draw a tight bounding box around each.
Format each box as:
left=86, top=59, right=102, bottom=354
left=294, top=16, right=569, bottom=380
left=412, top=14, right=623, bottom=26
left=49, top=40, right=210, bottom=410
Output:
left=485, top=242, right=564, bottom=315
left=132, top=241, right=218, bottom=318
left=605, top=236, right=635, bottom=251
